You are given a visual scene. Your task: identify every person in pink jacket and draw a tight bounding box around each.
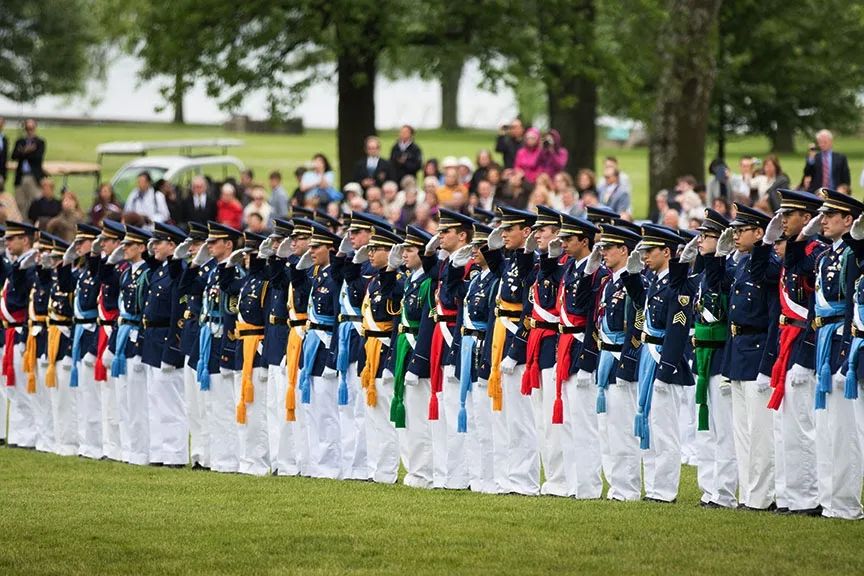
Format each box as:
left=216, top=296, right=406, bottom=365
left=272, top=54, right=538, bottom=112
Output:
left=515, top=128, right=569, bottom=183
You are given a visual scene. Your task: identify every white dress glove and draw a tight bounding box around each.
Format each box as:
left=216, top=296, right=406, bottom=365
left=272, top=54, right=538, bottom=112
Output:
left=625, top=249, right=643, bottom=274
left=801, top=213, right=823, bottom=238
left=575, top=369, right=594, bottom=387
left=338, top=236, right=355, bottom=257
left=679, top=234, right=699, bottom=263
left=173, top=238, right=193, bottom=260
left=424, top=233, right=441, bottom=256
left=387, top=244, right=404, bottom=270
left=192, top=244, right=211, bottom=267
left=276, top=238, right=293, bottom=259
left=450, top=244, right=473, bottom=267
left=755, top=373, right=771, bottom=393
left=62, top=244, right=78, bottom=266
left=584, top=243, right=602, bottom=274
left=226, top=248, right=247, bottom=267
left=548, top=237, right=564, bottom=260
left=501, top=356, right=516, bottom=374
left=654, top=379, right=671, bottom=394
left=762, top=213, right=783, bottom=245
left=716, top=227, right=735, bottom=257
left=146, top=238, right=157, bottom=256
left=322, top=366, right=337, bottom=378
left=161, top=362, right=176, bottom=373
left=487, top=227, right=504, bottom=251
left=524, top=231, right=538, bottom=254
left=297, top=249, right=314, bottom=270
left=851, top=214, right=864, bottom=241
left=353, top=245, right=369, bottom=264
left=258, top=237, right=276, bottom=259
left=39, top=252, right=55, bottom=269
left=404, top=371, right=420, bottom=385
left=91, top=236, right=103, bottom=256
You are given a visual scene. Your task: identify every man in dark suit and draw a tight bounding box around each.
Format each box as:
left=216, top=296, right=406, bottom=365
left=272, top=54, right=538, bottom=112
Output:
left=181, top=175, right=217, bottom=225
left=0, top=117, right=8, bottom=191
left=804, top=129, right=851, bottom=192
left=352, top=136, right=393, bottom=191
left=389, top=124, right=422, bottom=184
left=10, top=118, right=45, bottom=217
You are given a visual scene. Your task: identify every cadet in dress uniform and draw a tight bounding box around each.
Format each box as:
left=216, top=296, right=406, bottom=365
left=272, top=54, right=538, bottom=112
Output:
left=221, top=230, right=269, bottom=475
left=764, top=190, right=826, bottom=515
left=27, top=232, right=55, bottom=453
left=422, top=208, right=476, bottom=489
left=585, top=224, right=642, bottom=501
left=296, top=221, right=343, bottom=479
left=2, top=222, right=40, bottom=449
left=95, top=219, right=126, bottom=461
left=687, top=209, right=738, bottom=508
left=141, top=222, right=188, bottom=466
left=486, top=206, right=538, bottom=495
left=808, top=189, right=864, bottom=520
left=709, top=203, right=780, bottom=510
left=625, top=224, right=692, bottom=503
left=448, top=222, right=502, bottom=493
left=358, top=226, right=405, bottom=484
left=392, top=225, right=436, bottom=488
left=555, top=214, right=606, bottom=499
left=180, top=222, right=243, bottom=473
left=172, top=221, right=211, bottom=469
left=272, top=217, right=314, bottom=475
left=105, top=225, right=151, bottom=464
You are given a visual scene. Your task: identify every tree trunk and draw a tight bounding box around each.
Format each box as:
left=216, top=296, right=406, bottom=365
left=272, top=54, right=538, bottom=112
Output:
left=337, top=51, right=377, bottom=188
left=771, top=121, right=795, bottom=154
left=548, top=76, right=597, bottom=175
left=172, top=69, right=185, bottom=125
left=648, top=0, right=723, bottom=201
left=440, top=57, right=463, bottom=131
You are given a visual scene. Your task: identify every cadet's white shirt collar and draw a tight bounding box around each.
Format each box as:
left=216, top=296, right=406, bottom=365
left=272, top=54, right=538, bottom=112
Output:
left=131, top=260, right=145, bottom=271
left=655, top=267, right=669, bottom=281
left=612, top=267, right=625, bottom=282
left=833, top=238, right=844, bottom=250
left=410, top=266, right=423, bottom=281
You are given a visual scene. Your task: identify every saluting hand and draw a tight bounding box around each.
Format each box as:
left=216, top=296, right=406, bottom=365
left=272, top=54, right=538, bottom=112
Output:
left=226, top=248, right=248, bottom=267
left=62, top=243, right=78, bottom=266
left=276, top=238, right=293, bottom=259
left=678, top=234, right=700, bottom=264
left=338, top=236, right=354, bottom=257
left=192, top=244, right=211, bottom=267
left=387, top=244, right=404, bottom=270
left=297, top=249, right=314, bottom=270
left=352, top=245, right=369, bottom=264
left=801, top=213, right=823, bottom=238
left=424, top=233, right=441, bottom=256
left=486, top=227, right=504, bottom=251
left=450, top=244, right=473, bottom=267
left=258, top=237, right=276, bottom=259
left=523, top=230, right=539, bottom=254
left=107, top=245, right=125, bottom=265
left=625, top=248, right=643, bottom=274
left=583, top=243, right=602, bottom=274
left=851, top=213, right=864, bottom=240
left=762, top=212, right=784, bottom=245
left=173, top=238, right=193, bottom=260
left=17, top=248, right=38, bottom=270
left=715, top=227, right=734, bottom=257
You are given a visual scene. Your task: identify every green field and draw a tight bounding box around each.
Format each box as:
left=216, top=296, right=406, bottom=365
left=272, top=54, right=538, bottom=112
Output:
left=18, top=122, right=864, bottom=219
left=1, top=447, right=862, bottom=575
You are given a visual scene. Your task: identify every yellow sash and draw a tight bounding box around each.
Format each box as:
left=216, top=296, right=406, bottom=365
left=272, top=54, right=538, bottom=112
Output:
left=487, top=299, right=523, bottom=412
left=23, top=308, right=46, bottom=394
left=234, top=321, right=264, bottom=424
left=45, top=316, right=70, bottom=388
left=358, top=295, right=394, bottom=407
left=284, top=283, right=307, bottom=422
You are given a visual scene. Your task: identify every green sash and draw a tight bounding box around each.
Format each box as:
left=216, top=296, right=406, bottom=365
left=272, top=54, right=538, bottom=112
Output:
left=693, top=320, right=727, bottom=431
left=391, top=277, right=431, bottom=428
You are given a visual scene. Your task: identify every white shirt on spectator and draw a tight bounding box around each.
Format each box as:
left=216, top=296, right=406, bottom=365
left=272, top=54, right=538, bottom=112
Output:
left=124, top=186, right=170, bottom=225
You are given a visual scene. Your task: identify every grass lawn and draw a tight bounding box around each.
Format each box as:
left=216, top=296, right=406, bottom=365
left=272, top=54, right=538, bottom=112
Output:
left=22, top=122, right=864, bottom=220
left=1, top=447, right=862, bottom=575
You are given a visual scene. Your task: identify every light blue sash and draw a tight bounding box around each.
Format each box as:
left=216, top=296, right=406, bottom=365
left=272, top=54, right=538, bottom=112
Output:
left=634, top=314, right=664, bottom=450
left=596, top=314, right=625, bottom=414
left=814, top=299, right=845, bottom=410
left=70, top=297, right=98, bottom=388
left=457, top=318, right=488, bottom=434
left=299, top=314, right=336, bottom=405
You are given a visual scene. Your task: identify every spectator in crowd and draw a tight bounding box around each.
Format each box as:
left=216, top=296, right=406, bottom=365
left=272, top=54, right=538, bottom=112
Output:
left=47, top=190, right=86, bottom=242
left=181, top=175, right=217, bottom=225
left=650, top=190, right=670, bottom=224
left=28, top=177, right=62, bottom=229
left=413, top=203, right=436, bottom=234
left=382, top=180, right=404, bottom=212
left=537, top=129, right=568, bottom=178
left=596, top=157, right=631, bottom=200
left=559, top=185, right=580, bottom=217
left=243, top=186, right=272, bottom=227
left=0, top=182, right=22, bottom=224
left=269, top=170, right=290, bottom=220
left=422, top=176, right=439, bottom=204
left=486, top=165, right=503, bottom=198
left=366, top=186, right=383, bottom=205
left=400, top=174, right=417, bottom=195
left=157, top=180, right=183, bottom=224
left=245, top=212, right=268, bottom=234
left=352, top=136, right=392, bottom=190
left=11, top=118, right=46, bottom=219
left=599, top=164, right=632, bottom=218
left=528, top=173, right=558, bottom=211
left=712, top=196, right=731, bottom=218
left=423, top=158, right=441, bottom=184
left=838, top=183, right=852, bottom=195
left=301, top=153, right=341, bottom=207
left=237, top=169, right=256, bottom=206
left=469, top=150, right=494, bottom=194
left=124, top=171, right=170, bottom=226
left=580, top=188, right=604, bottom=211
left=804, top=129, right=850, bottom=192
left=730, top=156, right=757, bottom=200
left=0, top=117, right=7, bottom=191
left=342, top=182, right=365, bottom=213
left=397, top=187, right=418, bottom=229
left=290, top=166, right=306, bottom=205
left=514, top=128, right=543, bottom=183
left=436, top=166, right=468, bottom=208
left=389, top=125, right=423, bottom=183
left=216, top=182, right=244, bottom=230
left=497, top=169, right=532, bottom=209
left=457, top=157, right=474, bottom=189
left=575, top=169, right=596, bottom=197
left=368, top=198, right=386, bottom=218
left=676, top=189, right=704, bottom=229
left=475, top=179, right=495, bottom=211
left=661, top=208, right=680, bottom=229
left=89, top=183, right=122, bottom=226
left=496, top=117, right=525, bottom=169
left=751, top=154, right=790, bottom=212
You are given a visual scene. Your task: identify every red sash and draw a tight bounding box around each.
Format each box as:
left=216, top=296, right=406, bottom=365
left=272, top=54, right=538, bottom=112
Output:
left=768, top=268, right=812, bottom=410
left=2, top=310, right=26, bottom=387
left=521, top=284, right=559, bottom=396
left=94, top=291, right=120, bottom=382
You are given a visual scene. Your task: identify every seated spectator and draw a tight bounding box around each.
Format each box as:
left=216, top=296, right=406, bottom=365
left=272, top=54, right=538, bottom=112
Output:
left=397, top=187, right=418, bottom=229
left=575, top=169, right=596, bottom=196
left=243, top=186, right=273, bottom=226
left=650, top=190, right=670, bottom=224
left=0, top=184, right=21, bottom=224
left=413, top=203, right=437, bottom=234
left=662, top=209, right=680, bottom=229
left=389, top=125, right=423, bottom=183
left=469, top=150, right=495, bottom=194
left=269, top=170, right=290, bottom=220
left=400, top=175, right=417, bottom=195
left=245, top=212, right=267, bottom=234
left=301, top=153, right=341, bottom=207
left=676, top=190, right=704, bottom=228
left=90, top=182, right=122, bottom=226
left=458, top=157, right=474, bottom=189
left=366, top=186, right=383, bottom=204
left=514, top=128, right=543, bottom=183
left=529, top=173, right=557, bottom=211
left=124, top=171, right=170, bottom=226
left=422, top=176, right=439, bottom=205
left=559, top=186, right=580, bottom=218
left=423, top=158, right=441, bottom=185
left=341, top=182, right=364, bottom=213
left=751, top=154, right=790, bottom=212
left=436, top=167, right=468, bottom=207
left=599, top=165, right=632, bottom=218
left=580, top=189, right=605, bottom=211
left=712, top=196, right=731, bottom=218
left=486, top=165, right=504, bottom=198
left=347, top=194, right=367, bottom=214
left=216, top=183, right=244, bottom=230
left=368, top=198, right=386, bottom=218
left=29, top=177, right=62, bottom=229
left=47, top=190, right=86, bottom=242
left=497, top=169, right=533, bottom=210
left=382, top=180, right=404, bottom=212
left=475, top=179, right=495, bottom=211
left=730, top=156, right=757, bottom=200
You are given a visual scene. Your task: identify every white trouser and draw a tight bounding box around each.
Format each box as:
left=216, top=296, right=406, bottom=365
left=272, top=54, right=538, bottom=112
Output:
left=399, top=377, right=434, bottom=489
left=339, top=362, right=370, bottom=480
left=538, top=368, right=569, bottom=497
left=35, top=358, right=56, bottom=453
left=50, top=358, right=78, bottom=456
left=679, top=385, right=698, bottom=465
left=816, top=373, right=864, bottom=520
left=504, top=364, right=539, bottom=495
left=605, top=379, right=642, bottom=501
left=564, top=373, right=602, bottom=499
left=430, top=368, right=449, bottom=488
left=468, top=380, right=495, bottom=494
left=125, top=357, right=149, bottom=465
left=731, top=379, right=775, bottom=509
left=100, top=373, right=122, bottom=461
left=270, top=364, right=300, bottom=476
left=774, top=367, right=818, bottom=511
left=185, top=362, right=209, bottom=467
left=366, top=376, right=400, bottom=484
left=206, top=370, right=239, bottom=473
left=76, top=353, right=102, bottom=459
left=491, top=384, right=510, bottom=494
left=696, top=375, right=738, bottom=507
left=147, top=364, right=188, bottom=466
left=306, top=373, right=342, bottom=479
left=442, top=365, right=469, bottom=489
left=0, top=376, right=6, bottom=442
left=643, top=381, right=682, bottom=502
left=7, top=342, right=37, bottom=448
left=114, top=359, right=131, bottom=463
left=266, top=364, right=282, bottom=471
left=236, top=367, right=269, bottom=475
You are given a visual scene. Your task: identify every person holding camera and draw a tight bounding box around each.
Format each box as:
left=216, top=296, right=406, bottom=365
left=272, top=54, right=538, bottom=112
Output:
left=495, top=118, right=525, bottom=169
left=803, top=129, right=850, bottom=192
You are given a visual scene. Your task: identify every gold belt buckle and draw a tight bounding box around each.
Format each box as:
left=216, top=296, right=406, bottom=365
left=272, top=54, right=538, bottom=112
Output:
left=142, top=318, right=148, bottom=329
left=558, top=324, right=565, bottom=334
left=814, top=317, right=824, bottom=329
left=730, top=324, right=739, bottom=337
left=779, top=315, right=787, bottom=326
left=269, top=313, right=277, bottom=324
left=528, top=318, right=536, bottom=329
left=640, top=332, right=647, bottom=343
left=183, top=310, right=193, bottom=320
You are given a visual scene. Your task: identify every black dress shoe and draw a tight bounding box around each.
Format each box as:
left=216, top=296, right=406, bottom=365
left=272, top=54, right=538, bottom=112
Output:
left=191, top=462, right=210, bottom=471
left=774, top=507, right=792, bottom=515
left=700, top=501, right=723, bottom=509
left=164, top=464, right=185, bottom=469
left=644, top=497, right=677, bottom=504
left=741, top=503, right=777, bottom=512
left=790, top=506, right=823, bottom=517
left=149, top=462, right=164, bottom=467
